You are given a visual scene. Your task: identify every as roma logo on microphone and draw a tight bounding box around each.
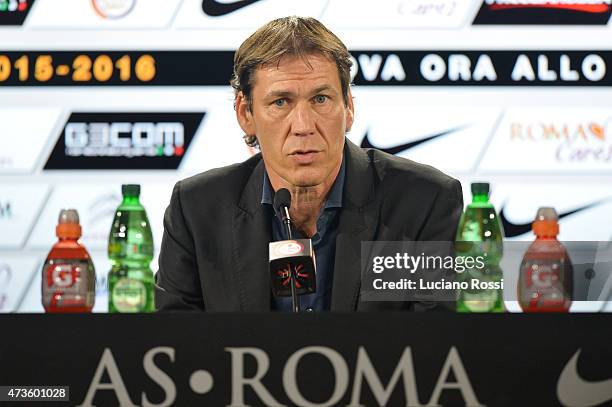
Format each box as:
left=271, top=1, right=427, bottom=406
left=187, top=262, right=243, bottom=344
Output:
left=274, top=240, right=303, bottom=257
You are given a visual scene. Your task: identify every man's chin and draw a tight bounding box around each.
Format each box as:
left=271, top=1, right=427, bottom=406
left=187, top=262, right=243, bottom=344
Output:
left=288, top=174, right=324, bottom=188
left=290, top=180, right=321, bottom=188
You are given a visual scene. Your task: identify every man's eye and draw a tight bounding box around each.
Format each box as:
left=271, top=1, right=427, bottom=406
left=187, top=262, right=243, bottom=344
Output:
left=274, top=99, right=286, bottom=107
left=314, top=95, right=328, bottom=104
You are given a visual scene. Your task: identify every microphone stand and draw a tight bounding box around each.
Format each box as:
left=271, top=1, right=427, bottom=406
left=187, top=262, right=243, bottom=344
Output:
left=281, top=206, right=300, bottom=313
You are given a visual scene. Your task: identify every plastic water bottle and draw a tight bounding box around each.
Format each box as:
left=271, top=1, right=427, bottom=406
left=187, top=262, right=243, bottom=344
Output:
left=108, top=184, right=155, bottom=313
left=455, top=182, right=505, bottom=312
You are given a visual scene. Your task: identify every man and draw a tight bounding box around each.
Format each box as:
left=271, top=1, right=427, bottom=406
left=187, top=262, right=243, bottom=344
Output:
left=155, top=16, right=463, bottom=312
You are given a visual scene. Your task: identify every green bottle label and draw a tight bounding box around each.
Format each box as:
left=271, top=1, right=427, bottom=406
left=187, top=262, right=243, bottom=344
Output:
left=111, top=278, right=147, bottom=312
left=461, top=290, right=500, bottom=312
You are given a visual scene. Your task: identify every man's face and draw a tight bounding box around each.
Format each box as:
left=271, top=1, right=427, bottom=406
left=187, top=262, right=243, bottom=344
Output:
left=236, top=53, right=354, bottom=188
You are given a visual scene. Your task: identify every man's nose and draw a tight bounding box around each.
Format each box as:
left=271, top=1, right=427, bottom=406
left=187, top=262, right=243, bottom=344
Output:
left=290, top=101, right=316, bottom=137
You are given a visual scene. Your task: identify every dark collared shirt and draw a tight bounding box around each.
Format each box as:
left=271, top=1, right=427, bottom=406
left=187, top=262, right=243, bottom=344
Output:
left=262, top=157, right=345, bottom=312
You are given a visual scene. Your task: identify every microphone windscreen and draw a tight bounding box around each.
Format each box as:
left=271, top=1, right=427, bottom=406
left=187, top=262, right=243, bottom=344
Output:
left=274, top=188, right=292, bottom=213
left=269, top=239, right=316, bottom=297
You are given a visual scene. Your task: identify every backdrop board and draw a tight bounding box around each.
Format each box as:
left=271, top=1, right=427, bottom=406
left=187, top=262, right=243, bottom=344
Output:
left=0, top=0, right=611, bottom=312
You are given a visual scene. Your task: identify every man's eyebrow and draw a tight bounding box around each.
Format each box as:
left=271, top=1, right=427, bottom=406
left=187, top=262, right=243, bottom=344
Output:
left=311, top=85, right=335, bottom=95
left=264, top=90, right=294, bottom=99
left=264, top=85, right=338, bottom=100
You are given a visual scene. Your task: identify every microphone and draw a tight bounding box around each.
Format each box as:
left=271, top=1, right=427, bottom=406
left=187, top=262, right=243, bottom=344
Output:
left=269, top=188, right=316, bottom=312
left=273, top=188, right=293, bottom=239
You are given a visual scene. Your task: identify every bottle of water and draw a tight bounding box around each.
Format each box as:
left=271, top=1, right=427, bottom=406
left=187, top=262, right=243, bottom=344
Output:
left=108, top=184, right=155, bottom=313
left=455, top=182, right=505, bottom=312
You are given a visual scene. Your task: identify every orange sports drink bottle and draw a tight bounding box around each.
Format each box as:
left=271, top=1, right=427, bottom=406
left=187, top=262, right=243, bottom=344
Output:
left=518, top=207, right=573, bottom=312
left=41, top=209, right=96, bottom=313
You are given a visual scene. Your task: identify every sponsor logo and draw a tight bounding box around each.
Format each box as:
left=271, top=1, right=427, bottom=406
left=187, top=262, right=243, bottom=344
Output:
left=500, top=199, right=608, bottom=237
left=91, top=0, right=136, bottom=19
left=0, top=0, right=33, bottom=25
left=346, top=104, right=499, bottom=173
left=360, top=125, right=467, bottom=155
left=201, top=0, right=261, bottom=16
left=78, top=346, right=482, bottom=406
left=401, top=0, right=458, bottom=17
left=511, top=121, right=605, bottom=141
left=63, top=122, right=186, bottom=157
left=175, top=1, right=325, bottom=30
left=48, top=264, right=81, bottom=288
left=274, top=241, right=304, bottom=257
left=483, top=0, right=611, bottom=13
left=557, top=349, right=612, bottom=406
left=44, top=112, right=204, bottom=170
left=509, top=120, right=612, bottom=164
left=473, top=0, right=612, bottom=25
left=479, top=109, right=612, bottom=172
left=323, top=0, right=470, bottom=29
left=276, top=263, right=311, bottom=288
left=112, top=278, right=147, bottom=312
left=26, top=0, right=180, bottom=29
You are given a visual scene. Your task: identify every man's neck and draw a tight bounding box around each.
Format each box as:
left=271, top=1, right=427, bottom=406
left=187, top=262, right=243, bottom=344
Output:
left=267, top=163, right=341, bottom=237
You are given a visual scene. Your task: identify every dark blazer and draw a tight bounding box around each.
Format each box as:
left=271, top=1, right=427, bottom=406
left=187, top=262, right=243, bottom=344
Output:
left=155, top=139, right=463, bottom=311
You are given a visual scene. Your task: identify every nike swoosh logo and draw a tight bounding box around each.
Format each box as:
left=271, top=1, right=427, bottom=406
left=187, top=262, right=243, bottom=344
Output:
left=359, top=125, right=467, bottom=156
left=500, top=199, right=608, bottom=238
left=557, top=349, right=612, bottom=407
left=201, top=0, right=261, bottom=16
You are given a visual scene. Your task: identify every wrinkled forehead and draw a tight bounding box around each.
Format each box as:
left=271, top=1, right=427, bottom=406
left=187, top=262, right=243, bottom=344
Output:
left=260, top=51, right=333, bottom=71
left=253, top=53, right=342, bottom=92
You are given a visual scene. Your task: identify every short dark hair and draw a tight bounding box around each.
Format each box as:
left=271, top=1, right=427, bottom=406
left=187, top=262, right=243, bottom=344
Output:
left=231, top=16, right=353, bottom=148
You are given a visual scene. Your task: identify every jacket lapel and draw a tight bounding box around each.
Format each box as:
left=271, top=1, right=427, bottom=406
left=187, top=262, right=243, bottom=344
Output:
left=232, top=158, right=272, bottom=311
left=331, top=140, right=380, bottom=311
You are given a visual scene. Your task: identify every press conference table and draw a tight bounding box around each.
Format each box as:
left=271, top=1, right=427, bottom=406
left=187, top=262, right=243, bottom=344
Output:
left=0, top=313, right=610, bottom=406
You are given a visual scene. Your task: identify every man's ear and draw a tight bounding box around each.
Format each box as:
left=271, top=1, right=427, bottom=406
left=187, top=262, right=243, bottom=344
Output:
left=345, top=87, right=355, bottom=133
left=235, top=91, right=256, bottom=136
